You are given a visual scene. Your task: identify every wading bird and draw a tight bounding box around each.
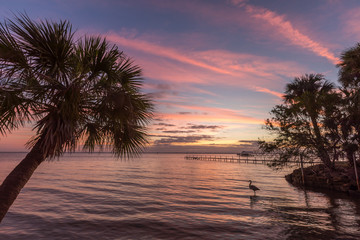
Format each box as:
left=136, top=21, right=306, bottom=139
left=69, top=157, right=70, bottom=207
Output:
left=248, top=180, right=260, bottom=195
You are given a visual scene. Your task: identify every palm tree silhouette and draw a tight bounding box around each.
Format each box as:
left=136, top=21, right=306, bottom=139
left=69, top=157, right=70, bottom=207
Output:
left=284, top=74, right=335, bottom=169
left=0, top=14, right=153, bottom=222
left=338, top=43, right=360, bottom=87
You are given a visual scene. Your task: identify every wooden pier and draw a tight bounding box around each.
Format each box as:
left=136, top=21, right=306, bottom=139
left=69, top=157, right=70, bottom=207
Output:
left=184, top=154, right=322, bottom=166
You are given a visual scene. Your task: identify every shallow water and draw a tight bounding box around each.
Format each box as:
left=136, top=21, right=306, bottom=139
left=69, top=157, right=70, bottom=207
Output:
left=0, top=153, right=359, bottom=239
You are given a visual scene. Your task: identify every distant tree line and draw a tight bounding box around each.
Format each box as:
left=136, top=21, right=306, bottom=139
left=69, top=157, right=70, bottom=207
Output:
left=259, top=43, right=360, bottom=175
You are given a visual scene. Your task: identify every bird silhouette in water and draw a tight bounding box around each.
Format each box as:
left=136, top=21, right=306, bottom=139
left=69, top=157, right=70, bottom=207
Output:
left=248, top=180, right=260, bottom=196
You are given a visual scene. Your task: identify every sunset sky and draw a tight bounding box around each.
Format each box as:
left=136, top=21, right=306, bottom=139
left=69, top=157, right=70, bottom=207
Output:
left=0, top=0, right=359, bottom=152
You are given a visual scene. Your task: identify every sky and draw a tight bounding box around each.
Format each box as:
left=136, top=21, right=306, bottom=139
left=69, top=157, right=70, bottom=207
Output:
left=0, top=0, right=359, bottom=153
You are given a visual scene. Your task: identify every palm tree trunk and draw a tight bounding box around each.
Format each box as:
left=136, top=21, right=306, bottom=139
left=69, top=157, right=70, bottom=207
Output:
left=346, top=150, right=355, bottom=167
left=0, top=141, right=45, bottom=223
left=300, top=155, right=305, bottom=186
left=352, top=153, right=360, bottom=190
left=310, top=114, right=332, bottom=169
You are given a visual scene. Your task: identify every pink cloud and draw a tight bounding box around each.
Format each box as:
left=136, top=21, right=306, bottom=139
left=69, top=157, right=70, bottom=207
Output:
left=156, top=112, right=263, bottom=125
left=194, top=49, right=304, bottom=80
left=141, top=0, right=339, bottom=65
left=243, top=4, right=339, bottom=64
left=231, top=0, right=248, bottom=7
left=145, top=82, right=218, bottom=98
left=106, top=33, right=231, bottom=75
left=253, top=86, right=283, bottom=98
left=155, top=102, right=264, bottom=125
left=135, top=56, right=208, bottom=84
left=106, top=32, right=305, bottom=91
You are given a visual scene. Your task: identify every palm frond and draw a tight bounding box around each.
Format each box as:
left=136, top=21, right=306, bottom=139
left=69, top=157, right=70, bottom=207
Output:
left=8, top=13, right=74, bottom=84
left=0, top=14, right=153, bottom=159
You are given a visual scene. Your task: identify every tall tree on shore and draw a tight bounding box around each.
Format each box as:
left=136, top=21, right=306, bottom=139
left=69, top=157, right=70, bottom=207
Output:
left=284, top=74, right=337, bottom=168
left=337, top=43, right=360, bottom=172
left=260, top=74, right=339, bottom=169
left=0, top=15, right=153, bottom=222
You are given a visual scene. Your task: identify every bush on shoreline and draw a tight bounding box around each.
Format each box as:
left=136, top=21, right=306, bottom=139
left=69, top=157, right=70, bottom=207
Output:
left=286, top=163, right=359, bottom=193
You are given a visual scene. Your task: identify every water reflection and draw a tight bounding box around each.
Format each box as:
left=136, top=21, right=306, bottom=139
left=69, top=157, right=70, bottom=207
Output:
left=303, top=189, right=310, bottom=208
left=245, top=176, right=360, bottom=239
left=249, top=196, right=260, bottom=209
left=1, top=153, right=360, bottom=239
left=274, top=187, right=360, bottom=239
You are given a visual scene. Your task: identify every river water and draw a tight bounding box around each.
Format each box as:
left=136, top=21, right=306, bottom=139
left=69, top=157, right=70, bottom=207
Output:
left=0, top=153, right=359, bottom=239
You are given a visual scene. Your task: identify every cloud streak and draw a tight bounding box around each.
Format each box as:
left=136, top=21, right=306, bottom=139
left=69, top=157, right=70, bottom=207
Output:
left=141, top=0, right=339, bottom=65
left=242, top=4, right=339, bottom=64
left=186, top=124, right=223, bottom=130
left=106, top=33, right=231, bottom=75
left=153, top=134, right=215, bottom=144
left=155, top=102, right=264, bottom=125
left=253, top=86, right=283, bottom=98
left=106, top=32, right=306, bottom=92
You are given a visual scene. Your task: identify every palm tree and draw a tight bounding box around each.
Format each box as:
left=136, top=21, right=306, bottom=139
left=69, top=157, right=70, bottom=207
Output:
left=337, top=44, right=360, bottom=188
left=337, top=43, right=360, bottom=163
left=0, top=15, right=153, bottom=222
left=283, top=74, right=336, bottom=169
left=338, top=43, right=360, bottom=87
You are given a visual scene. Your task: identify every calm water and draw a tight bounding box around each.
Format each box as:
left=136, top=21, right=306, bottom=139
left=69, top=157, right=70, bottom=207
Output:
left=0, top=153, right=360, bottom=240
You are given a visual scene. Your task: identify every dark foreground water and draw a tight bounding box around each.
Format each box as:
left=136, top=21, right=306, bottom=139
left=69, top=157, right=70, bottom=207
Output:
left=0, top=153, right=360, bottom=240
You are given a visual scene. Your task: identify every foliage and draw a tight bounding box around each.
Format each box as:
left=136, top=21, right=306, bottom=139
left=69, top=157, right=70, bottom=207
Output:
left=0, top=14, right=153, bottom=158
left=261, top=42, right=360, bottom=171
left=259, top=74, right=340, bottom=169
left=338, top=43, right=360, bottom=87
left=336, top=43, right=360, bottom=166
